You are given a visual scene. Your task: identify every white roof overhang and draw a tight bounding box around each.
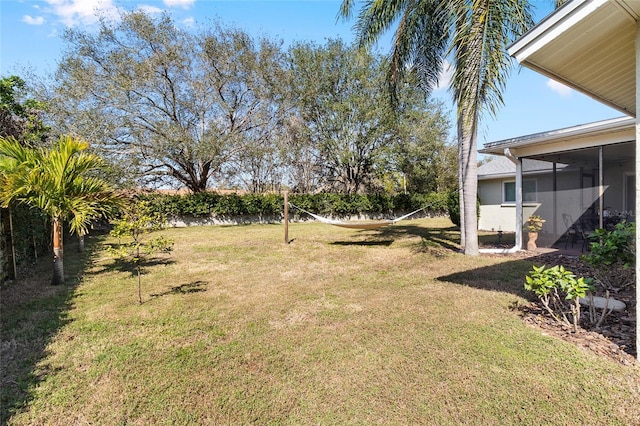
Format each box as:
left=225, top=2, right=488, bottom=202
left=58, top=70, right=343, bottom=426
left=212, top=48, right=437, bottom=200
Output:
left=481, top=116, right=635, bottom=157
left=508, top=0, right=640, bottom=116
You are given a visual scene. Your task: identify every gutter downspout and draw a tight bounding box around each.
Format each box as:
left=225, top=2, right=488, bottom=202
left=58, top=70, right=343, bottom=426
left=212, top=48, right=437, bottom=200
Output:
left=479, top=148, right=523, bottom=254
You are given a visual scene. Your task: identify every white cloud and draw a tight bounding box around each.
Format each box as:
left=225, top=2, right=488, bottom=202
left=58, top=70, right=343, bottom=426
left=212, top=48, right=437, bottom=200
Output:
left=22, top=15, right=45, bottom=25
left=164, top=0, right=195, bottom=9
left=44, top=0, right=121, bottom=27
left=433, top=60, right=453, bottom=92
left=546, top=79, right=573, bottom=97
left=182, top=16, right=195, bottom=27
left=137, top=5, right=164, bottom=15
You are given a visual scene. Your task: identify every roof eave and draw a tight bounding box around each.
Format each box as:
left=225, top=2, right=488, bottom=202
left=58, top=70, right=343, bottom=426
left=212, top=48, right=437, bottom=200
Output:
left=480, top=116, right=634, bottom=155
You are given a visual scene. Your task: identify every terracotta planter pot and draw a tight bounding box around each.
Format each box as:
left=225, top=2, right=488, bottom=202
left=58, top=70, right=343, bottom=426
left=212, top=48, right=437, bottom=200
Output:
left=527, top=231, right=538, bottom=251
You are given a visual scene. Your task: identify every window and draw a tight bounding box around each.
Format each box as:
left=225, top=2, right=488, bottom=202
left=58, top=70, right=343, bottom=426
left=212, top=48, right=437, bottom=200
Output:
left=503, top=181, right=516, bottom=203
left=503, top=179, right=537, bottom=204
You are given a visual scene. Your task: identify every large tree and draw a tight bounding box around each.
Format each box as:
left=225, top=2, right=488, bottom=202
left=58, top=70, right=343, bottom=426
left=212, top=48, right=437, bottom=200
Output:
left=288, top=39, right=442, bottom=194
left=394, top=97, right=455, bottom=194
left=287, top=40, right=392, bottom=193
left=341, top=0, right=533, bottom=254
left=49, top=12, right=287, bottom=192
left=0, top=75, right=49, bottom=145
left=0, top=135, right=121, bottom=284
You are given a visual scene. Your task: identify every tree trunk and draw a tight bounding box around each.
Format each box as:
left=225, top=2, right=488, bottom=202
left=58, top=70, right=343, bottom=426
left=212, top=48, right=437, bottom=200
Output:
left=52, top=216, right=64, bottom=285
left=457, top=119, right=466, bottom=249
left=1, top=208, right=17, bottom=281
left=136, top=245, right=142, bottom=304
left=459, top=113, right=479, bottom=256
left=78, top=233, right=85, bottom=253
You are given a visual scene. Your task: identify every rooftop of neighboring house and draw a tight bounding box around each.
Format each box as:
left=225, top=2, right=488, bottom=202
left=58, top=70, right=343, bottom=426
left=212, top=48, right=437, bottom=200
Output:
left=478, top=156, right=572, bottom=180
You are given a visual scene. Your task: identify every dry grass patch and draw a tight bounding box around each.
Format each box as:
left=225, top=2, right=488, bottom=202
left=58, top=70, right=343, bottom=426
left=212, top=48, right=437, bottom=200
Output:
left=2, top=218, right=639, bottom=425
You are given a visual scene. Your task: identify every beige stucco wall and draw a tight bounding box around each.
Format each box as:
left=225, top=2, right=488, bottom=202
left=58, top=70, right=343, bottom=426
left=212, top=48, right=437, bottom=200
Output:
left=478, top=177, right=542, bottom=232
left=479, top=161, right=634, bottom=235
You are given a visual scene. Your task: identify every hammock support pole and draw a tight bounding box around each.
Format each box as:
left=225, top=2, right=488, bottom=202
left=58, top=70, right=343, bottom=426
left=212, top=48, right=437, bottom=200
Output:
left=284, top=191, right=289, bottom=244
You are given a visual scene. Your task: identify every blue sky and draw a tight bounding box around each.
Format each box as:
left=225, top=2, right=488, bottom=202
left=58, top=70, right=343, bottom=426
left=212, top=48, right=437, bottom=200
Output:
left=0, top=0, right=623, bottom=148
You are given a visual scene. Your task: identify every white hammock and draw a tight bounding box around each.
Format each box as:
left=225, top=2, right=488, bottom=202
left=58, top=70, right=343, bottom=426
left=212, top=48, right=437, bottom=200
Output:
left=289, top=203, right=426, bottom=230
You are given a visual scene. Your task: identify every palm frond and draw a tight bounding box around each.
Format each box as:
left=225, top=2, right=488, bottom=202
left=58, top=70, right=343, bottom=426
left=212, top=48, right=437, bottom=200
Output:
left=449, top=0, right=533, bottom=125
left=340, top=0, right=451, bottom=102
left=0, top=134, right=122, bottom=232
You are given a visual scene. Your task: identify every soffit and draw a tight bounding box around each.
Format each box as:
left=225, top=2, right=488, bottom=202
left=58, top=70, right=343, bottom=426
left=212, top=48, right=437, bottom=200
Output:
left=509, top=0, right=640, bottom=116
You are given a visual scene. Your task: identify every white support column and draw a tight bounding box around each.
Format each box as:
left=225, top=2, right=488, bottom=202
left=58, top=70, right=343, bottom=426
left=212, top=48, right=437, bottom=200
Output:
left=505, top=148, right=523, bottom=249
left=599, top=146, right=604, bottom=230
left=635, top=20, right=639, bottom=361
left=515, top=158, right=523, bottom=250
left=479, top=149, right=523, bottom=254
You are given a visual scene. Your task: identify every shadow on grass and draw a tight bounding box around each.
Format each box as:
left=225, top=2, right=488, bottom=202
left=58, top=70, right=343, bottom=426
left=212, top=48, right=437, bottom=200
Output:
left=150, top=280, right=208, bottom=298
left=353, top=223, right=462, bottom=253
left=101, top=256, right=176, bottom=277
left=331, top=239, right=394, bottom=247
left=437, top=256, right=536, bottom=299
left=0, top=232, right=104, bottom=424
left=378, top=223, right=537, bottom=298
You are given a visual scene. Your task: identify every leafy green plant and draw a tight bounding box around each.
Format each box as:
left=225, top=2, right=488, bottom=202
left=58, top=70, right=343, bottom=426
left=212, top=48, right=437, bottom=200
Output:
left=447, top=189, right=460, bottom=227
left=108, top=200, right=173, bottom=304
left=525, top=215, right=545, bottom=232
left=0, top=135, right=121, bottom=284
left=524, top=265, right=593, bottom=332
left=582, top=221, right=635, bottom=290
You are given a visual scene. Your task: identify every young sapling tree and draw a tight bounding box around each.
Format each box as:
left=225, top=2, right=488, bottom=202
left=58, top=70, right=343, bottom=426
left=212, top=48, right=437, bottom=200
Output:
left=109, top=200, right=173, bottom=304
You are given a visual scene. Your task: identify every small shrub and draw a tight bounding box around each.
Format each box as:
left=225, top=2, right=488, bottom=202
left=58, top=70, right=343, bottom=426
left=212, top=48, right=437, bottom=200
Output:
left=447, top=189, right=460, bottom=227
left=446, top=189, right=479, bottom=227
left=582, top=221, right=635, bottom=290
left=524, top=264, right=593, bottom=332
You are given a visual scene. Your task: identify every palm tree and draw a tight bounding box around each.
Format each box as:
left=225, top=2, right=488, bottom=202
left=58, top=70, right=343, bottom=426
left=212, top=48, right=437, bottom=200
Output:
left=340, top=0, right=533, bottom=255
left=0, top=135, right=121, bottom=284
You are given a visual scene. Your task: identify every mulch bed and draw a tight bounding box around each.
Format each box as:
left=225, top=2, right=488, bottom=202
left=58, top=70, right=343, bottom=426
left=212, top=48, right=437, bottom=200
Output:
left=485, top=249, right=637, bottom=366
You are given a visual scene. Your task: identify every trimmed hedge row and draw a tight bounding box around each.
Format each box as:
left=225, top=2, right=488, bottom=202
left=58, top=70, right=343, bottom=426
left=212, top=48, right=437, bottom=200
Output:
left=138, top=192, right=449, bottom=219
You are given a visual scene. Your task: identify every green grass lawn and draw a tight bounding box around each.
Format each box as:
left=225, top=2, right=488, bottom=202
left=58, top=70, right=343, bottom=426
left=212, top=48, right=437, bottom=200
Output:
left=2, top=218, right=639, bottom=425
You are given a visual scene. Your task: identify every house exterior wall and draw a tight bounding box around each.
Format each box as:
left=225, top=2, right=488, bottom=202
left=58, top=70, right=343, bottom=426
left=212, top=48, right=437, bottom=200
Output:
left=479, top=161, right=635, bottom=235
left=478, top=177, right=543, bottom=232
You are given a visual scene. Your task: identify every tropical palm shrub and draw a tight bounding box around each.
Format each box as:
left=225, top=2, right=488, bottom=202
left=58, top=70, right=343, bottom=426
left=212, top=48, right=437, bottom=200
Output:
left=0, top=135, right=121, bottom=284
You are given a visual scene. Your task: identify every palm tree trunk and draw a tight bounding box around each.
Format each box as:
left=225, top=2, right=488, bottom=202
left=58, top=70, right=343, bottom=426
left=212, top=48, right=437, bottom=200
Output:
left=52, top=216, right=64, bottom=285
left=459, top=109, right=479, bottom=256
left=457, top=119, right=466, bottom=249
left=78, top=233, right=85, bottom=253
left=461, top=129, right=479, bottom=255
